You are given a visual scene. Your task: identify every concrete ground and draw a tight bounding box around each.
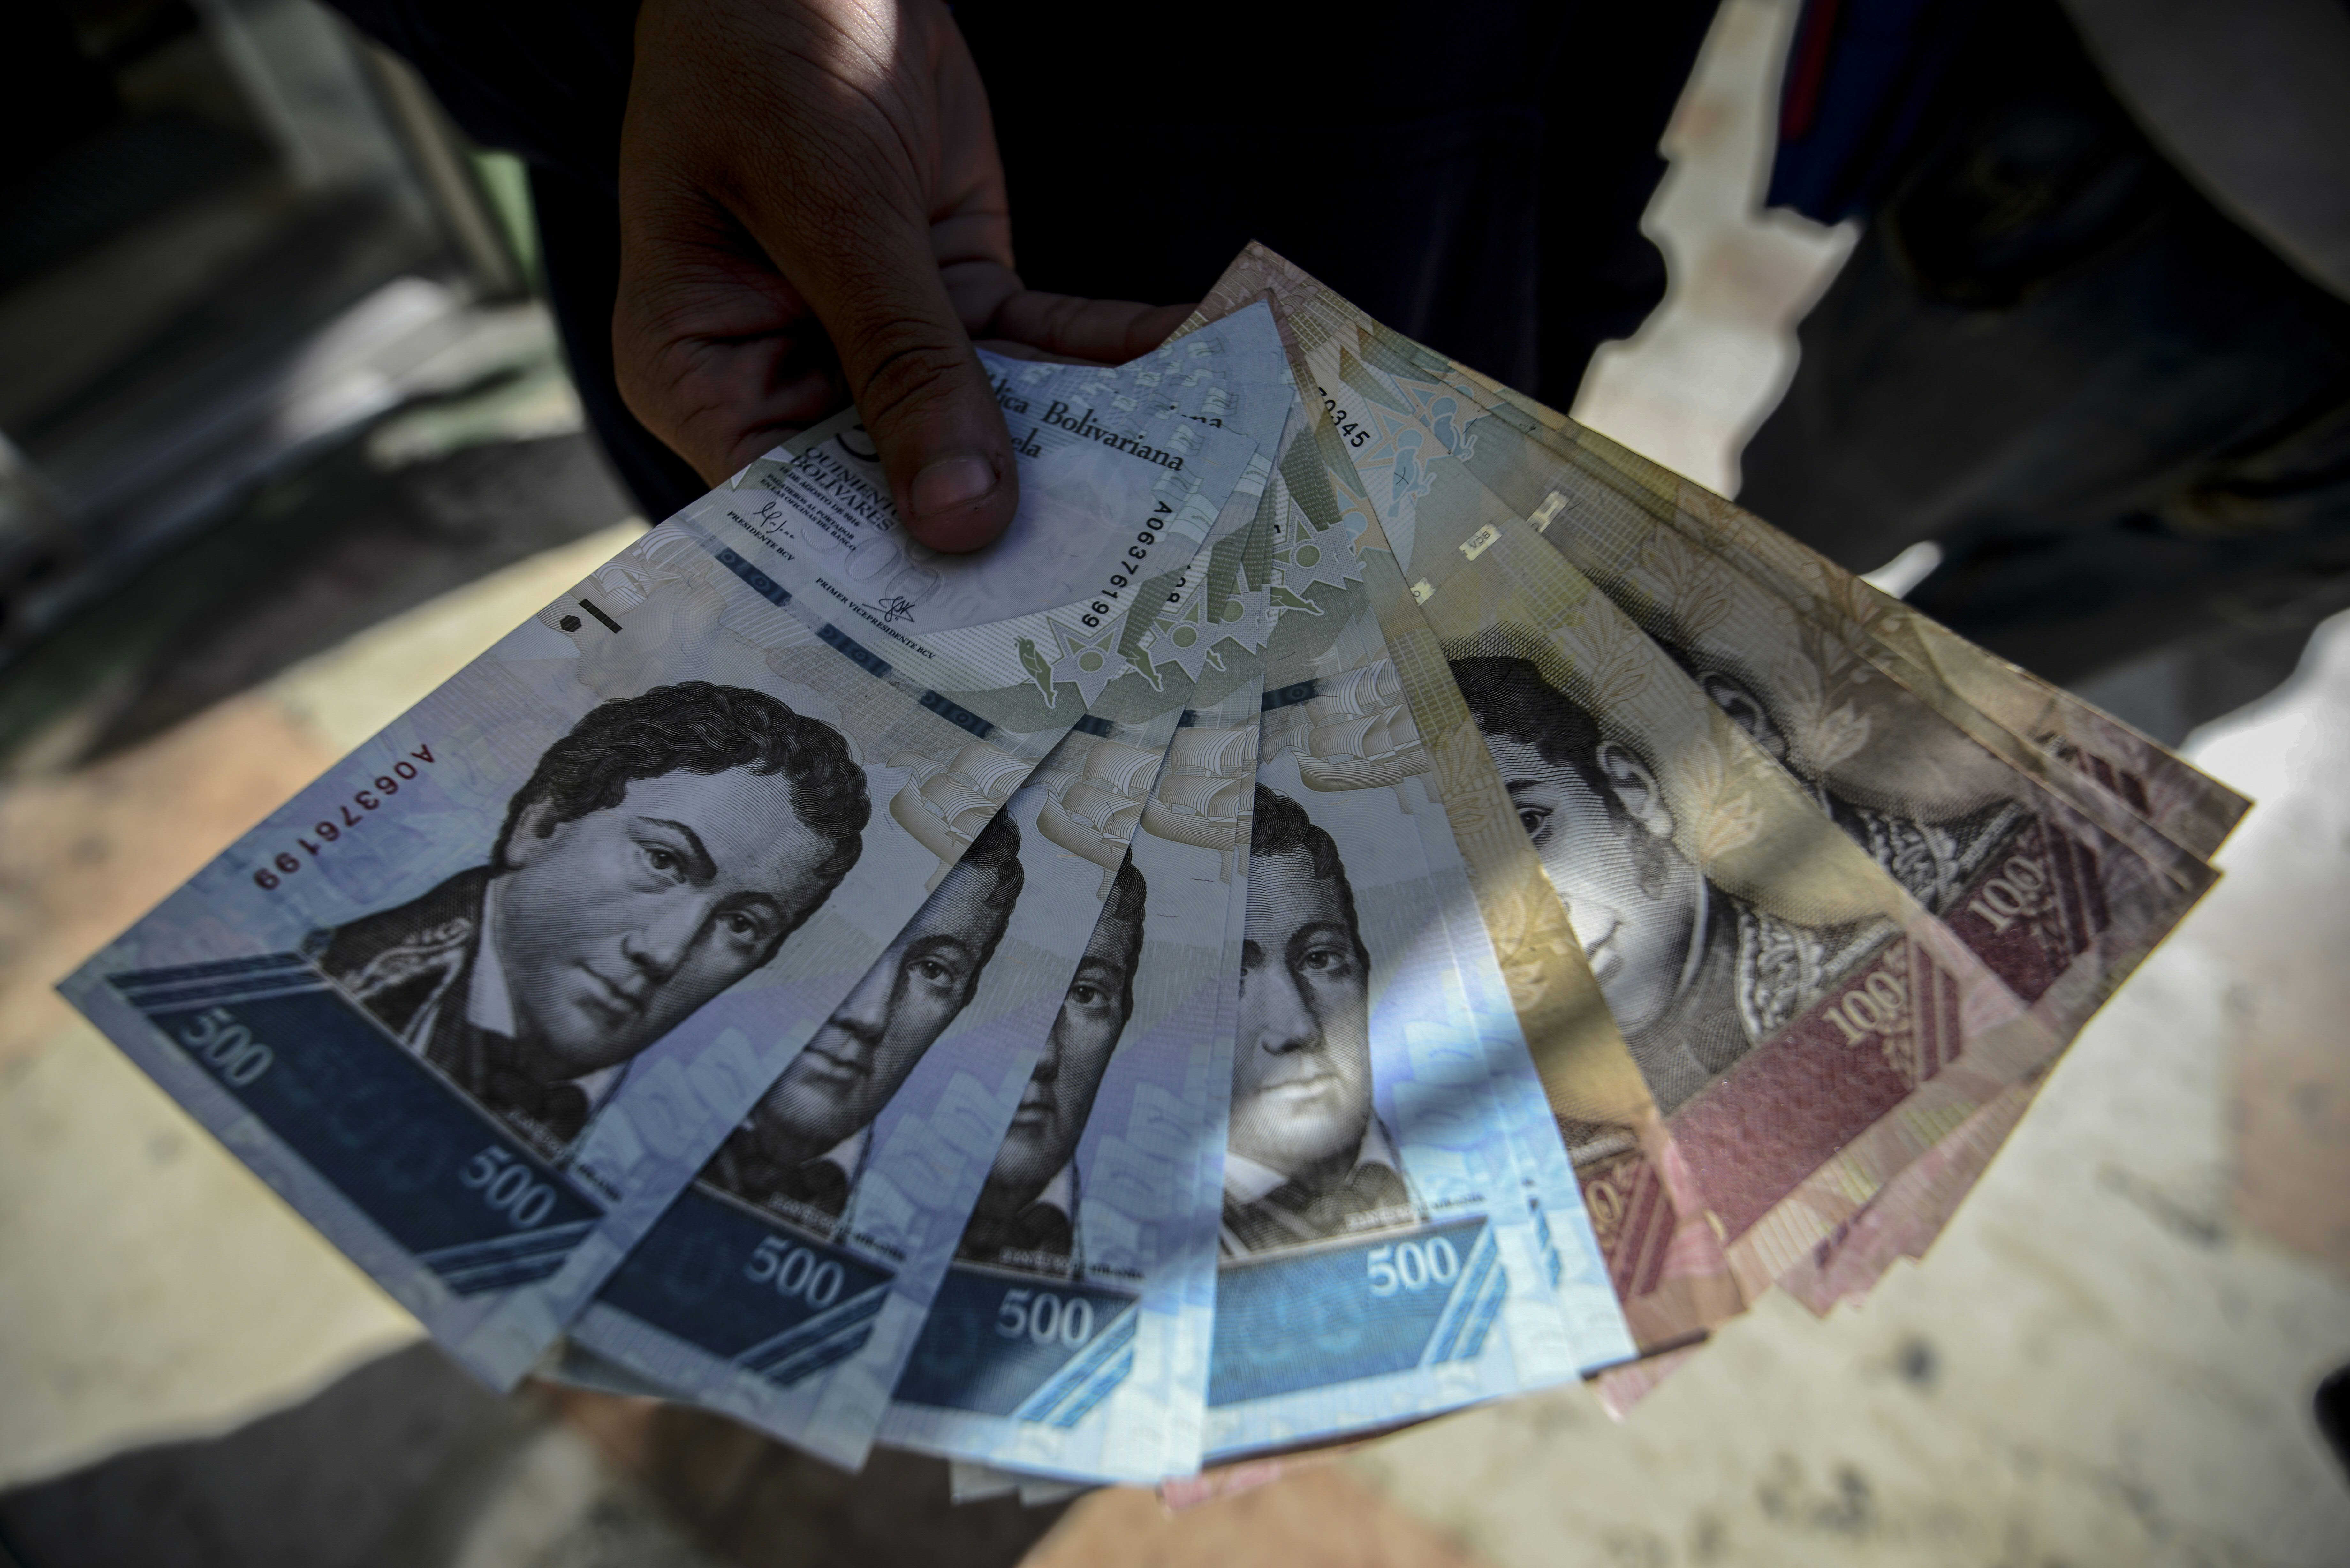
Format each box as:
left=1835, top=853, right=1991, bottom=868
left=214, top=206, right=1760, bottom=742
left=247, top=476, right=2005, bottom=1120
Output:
left=2, top=1, right=2346, bottom=1564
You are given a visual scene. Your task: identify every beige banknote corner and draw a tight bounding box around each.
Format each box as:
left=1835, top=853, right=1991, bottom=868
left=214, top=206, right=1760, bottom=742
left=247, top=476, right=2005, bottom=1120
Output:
left=0, top=521, right=644, bottom=1488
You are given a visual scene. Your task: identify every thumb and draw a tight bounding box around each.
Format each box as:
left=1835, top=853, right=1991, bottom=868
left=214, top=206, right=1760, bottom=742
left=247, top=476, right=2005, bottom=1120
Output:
left=810, top=250, right=1020, bottom=554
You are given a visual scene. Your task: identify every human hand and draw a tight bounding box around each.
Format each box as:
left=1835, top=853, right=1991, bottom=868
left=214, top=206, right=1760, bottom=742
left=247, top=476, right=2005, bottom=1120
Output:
left=615, top=0, right=1191, bottom=552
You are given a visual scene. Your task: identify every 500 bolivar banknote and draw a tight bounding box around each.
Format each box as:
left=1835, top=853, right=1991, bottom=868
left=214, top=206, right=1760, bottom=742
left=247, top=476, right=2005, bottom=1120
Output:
left=1200, top=425, right=1627, bottom=1461
left=561, top=381, right=1295, bottom=1467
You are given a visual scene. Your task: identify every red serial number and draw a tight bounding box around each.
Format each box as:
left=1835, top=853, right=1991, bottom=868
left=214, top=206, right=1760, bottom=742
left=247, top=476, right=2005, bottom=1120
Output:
left=254, top=744, right=436, bottom=891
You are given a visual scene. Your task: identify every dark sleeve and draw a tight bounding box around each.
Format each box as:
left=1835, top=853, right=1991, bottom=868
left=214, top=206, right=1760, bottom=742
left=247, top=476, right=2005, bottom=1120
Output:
left=325, top=0, right=714, bottom=518
left=1767, top=0, right=1992, bottom=226
left=323, top=0, right=641, bottom=193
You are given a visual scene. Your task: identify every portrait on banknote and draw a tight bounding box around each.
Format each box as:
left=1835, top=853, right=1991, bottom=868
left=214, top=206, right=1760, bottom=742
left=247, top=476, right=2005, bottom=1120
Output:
left=1220, top=784, right=1421, bottom=1255
left=1647, top=624, right=2035, bottom=921
left=306, top=679, right=870, bottom=1157
left=702, top=809, right=1028, bottom=1233
left=953, top=851, right=1147, bottom=1273
left=1450, top=655, right=1888, bottom=1119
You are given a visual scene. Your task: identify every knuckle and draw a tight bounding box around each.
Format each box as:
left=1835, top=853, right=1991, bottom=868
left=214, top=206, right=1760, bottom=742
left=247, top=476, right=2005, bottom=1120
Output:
left=848, top=328, right=977, bottom=427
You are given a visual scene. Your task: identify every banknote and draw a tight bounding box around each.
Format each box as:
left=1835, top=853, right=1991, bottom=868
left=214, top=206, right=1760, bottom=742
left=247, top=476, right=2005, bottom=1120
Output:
left=1193, top=253, right=2245, bottom=1296
left=1602, top=450, right=2246, bottom=861
left=556, top=712, right=1178, bottom=1467
left=1214, top=267, right=2216, bottom=1058
left=975, top=366, right=1628, bottom=1440
left=1155, top=301, right=1636, bottom=1361
left=1594, top=1068, right=2047, bottom=1413
left=945, top=1461, right=1023, bottom=1504
left=1458, top=396, right=2221, bottom=888
left=1517, top=453, right=2216, bottom=1010
left=1852, top=592, right=2248, bottom=859
left=547, top=340, right=1304, bottom=1461
left=1198, top=438, right=1610, bottom=1464
left=881, top=675, right=1262, bottom=1485
left=1137, top=310, right=1617, bottom=1335
left=876, top=323, right=1349, bottom=1482
left=1147, top=315, right=1645, bottom=1326
left=1049, top=296, right=1300, bottom=441
left=1196, top=246, right=2243, bottom=869
left=59, top=339, right=1270, bottom=1386
left=1586, top=1071, right=2041, bottom=1414
left=1374, top=572, right=1746, bottom=1353
left=1581, top=1068, right=2045, bottom=1422
left=944, top=1460, right=1089, bottom=1506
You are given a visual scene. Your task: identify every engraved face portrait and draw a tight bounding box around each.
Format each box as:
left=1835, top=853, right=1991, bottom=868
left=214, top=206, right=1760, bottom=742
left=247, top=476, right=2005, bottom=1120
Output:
left=314, top=682, right=870, bottom=1153
left=970, top=855, right=1146, bottom=1233
left=497, top=770, right=827, bottom=1074
left=1230, top=787, right=1376, bottom=1185
left=1684, top=666, right=1788, bottom=766
left=1451, top=657, right=1704, bottom=1040
left=488, top=684, right=868, bottom=1075
left=740, top=811, right=1025, bottom=1172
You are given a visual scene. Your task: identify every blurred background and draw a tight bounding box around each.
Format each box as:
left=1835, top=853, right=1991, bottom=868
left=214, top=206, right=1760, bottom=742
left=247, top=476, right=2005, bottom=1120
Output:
left=0, top=1, right=2345, bottom=1564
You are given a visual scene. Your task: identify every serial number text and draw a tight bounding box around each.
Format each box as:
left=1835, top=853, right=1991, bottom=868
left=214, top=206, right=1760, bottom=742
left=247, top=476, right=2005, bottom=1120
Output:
left=253, top=744, right=437, bottom=890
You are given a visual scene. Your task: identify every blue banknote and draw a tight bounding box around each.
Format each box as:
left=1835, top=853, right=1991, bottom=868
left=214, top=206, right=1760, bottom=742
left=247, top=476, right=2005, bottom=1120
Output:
left=60, top=346, right=1268, bottom=1387
left=1185, top=433, right=1592, bottom=1462
left=1208, top=704, right=1578, bottom=1458
left=881, top=671, right=1264, bottom=1485
left=1203, top=283, right=1639, bottom=1394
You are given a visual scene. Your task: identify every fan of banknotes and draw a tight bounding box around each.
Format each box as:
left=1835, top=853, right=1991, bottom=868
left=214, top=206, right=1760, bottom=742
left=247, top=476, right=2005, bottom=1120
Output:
left=62, top=245, right=2242, bottom=1497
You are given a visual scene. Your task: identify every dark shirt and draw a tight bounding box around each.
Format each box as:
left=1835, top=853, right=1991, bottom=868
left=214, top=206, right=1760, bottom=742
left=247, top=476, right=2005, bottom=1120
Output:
left=323, top=0, right=1716, bottom=518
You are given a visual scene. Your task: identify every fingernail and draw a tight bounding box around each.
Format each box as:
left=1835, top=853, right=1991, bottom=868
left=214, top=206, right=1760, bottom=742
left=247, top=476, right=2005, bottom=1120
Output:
left=911, top=454, right=998, bottom=516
